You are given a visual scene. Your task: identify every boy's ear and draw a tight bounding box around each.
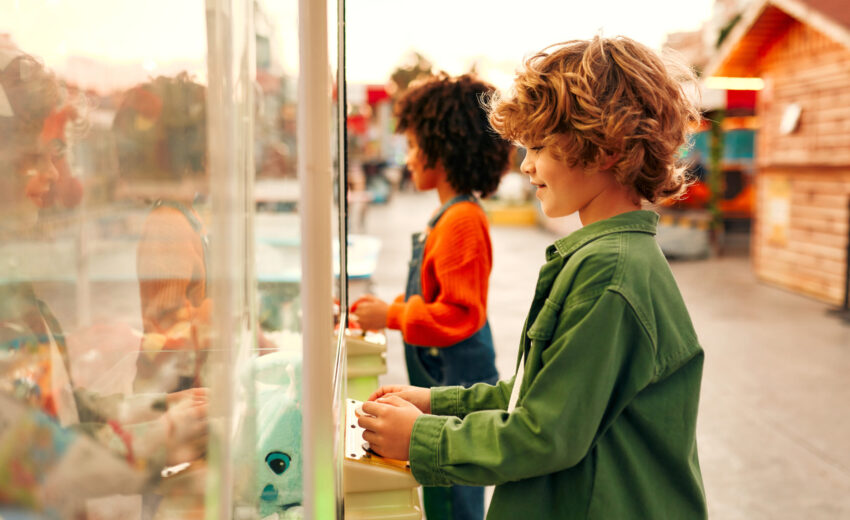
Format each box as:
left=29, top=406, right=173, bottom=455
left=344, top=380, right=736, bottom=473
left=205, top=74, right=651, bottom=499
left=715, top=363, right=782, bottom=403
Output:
left=597, top=152, right=620, bottom=172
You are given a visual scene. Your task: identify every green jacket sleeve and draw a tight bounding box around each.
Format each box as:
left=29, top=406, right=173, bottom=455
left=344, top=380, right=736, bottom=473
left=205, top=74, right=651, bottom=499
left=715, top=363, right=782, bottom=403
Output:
left=409, top=290, right=656, bottom=487
left=430, top=377, right=515, bottom=418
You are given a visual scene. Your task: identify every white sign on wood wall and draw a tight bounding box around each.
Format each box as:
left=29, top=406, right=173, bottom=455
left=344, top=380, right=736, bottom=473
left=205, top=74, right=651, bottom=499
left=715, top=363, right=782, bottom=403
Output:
left=765, top=176, right=791, bottom=247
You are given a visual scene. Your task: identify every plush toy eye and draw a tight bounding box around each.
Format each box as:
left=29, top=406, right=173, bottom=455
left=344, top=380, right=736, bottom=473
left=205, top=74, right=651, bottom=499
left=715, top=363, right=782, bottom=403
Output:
left=266, top=452, right=291, bottom=475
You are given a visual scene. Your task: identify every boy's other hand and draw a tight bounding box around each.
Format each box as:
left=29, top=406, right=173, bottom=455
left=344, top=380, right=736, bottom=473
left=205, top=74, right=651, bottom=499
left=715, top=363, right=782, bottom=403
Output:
left=349, top=294, right=389, bottom=331
left=367, top=385, right=431, bottom=414
left=358, top=395, right=421, bottom=461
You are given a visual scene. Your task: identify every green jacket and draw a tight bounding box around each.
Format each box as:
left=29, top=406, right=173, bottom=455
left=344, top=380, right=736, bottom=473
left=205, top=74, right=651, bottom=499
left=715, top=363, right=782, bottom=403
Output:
left=409, top=210, right=707, bottom=519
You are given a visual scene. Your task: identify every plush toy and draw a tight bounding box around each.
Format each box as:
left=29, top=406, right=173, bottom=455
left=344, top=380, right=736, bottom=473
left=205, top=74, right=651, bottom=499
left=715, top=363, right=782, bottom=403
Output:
left=250, top=350, right=303, bottom=519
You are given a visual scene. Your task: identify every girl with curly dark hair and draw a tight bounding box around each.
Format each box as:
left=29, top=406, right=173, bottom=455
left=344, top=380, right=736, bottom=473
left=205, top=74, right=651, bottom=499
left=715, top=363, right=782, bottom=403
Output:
left=352, top=73, right=512, bottom=520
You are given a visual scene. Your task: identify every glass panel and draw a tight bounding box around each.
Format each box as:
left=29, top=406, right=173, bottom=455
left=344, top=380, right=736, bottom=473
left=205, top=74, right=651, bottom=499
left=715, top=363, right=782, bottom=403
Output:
left=0, top=0, right=344, bottom=517
left=330, top=0, right=348, bottom=514
left=0, top=1, right=248, bottom=518
left=241, top=0, right=307, bottom=518
left=204, top=0, right=259, bottom=518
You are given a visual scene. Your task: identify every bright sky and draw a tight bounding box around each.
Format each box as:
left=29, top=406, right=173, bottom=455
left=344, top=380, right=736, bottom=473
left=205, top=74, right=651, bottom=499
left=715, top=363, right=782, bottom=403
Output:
left=0, top=0, right=208, bottom=89
left=346, top=0, right=716, bottom=87
left=0, top=0, right=715, bottom=90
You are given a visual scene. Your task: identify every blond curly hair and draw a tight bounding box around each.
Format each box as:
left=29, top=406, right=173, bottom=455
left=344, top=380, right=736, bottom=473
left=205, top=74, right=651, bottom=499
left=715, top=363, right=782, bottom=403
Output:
left=489, top=36, right=699, bottom=203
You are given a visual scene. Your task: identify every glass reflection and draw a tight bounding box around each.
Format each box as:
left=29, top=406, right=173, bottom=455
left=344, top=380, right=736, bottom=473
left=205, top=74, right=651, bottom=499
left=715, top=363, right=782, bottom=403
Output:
left=112, top=74, right=211, bottom=395
left=0, top=13, right=212, bottom=520
left=247, top=2, right=306, bottom=518
left=0, top=0, right=318, bottom=517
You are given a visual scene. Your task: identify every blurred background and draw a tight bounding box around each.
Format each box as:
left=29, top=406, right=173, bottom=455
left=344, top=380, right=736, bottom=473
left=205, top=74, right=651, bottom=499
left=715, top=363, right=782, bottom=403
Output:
left=0, top=0, right=846, bottom=518
left=342, top=1, right=850, bottom=519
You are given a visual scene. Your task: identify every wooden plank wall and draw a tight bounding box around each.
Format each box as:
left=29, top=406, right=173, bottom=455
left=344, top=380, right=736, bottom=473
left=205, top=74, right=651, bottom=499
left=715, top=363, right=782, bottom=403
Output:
left=753, top=168, right=850, bottom=304
left=757, top=23, right=850, bottom=167
left=751, top=20, right=850, bottom=304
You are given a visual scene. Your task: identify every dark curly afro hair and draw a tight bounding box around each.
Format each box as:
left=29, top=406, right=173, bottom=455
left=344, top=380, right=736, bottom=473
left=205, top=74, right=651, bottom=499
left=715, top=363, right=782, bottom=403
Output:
left=113, top=73, right=206, bottom=181
left=395, top=73, right=512, bottom=198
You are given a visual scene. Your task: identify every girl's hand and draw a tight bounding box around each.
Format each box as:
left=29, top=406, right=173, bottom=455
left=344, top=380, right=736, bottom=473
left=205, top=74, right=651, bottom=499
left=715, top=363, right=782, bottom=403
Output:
left=357, top=395, right=422, bottom=461
left=367, top=385, right=431, bottom=414
left=350, top=295, right=389, bottom=331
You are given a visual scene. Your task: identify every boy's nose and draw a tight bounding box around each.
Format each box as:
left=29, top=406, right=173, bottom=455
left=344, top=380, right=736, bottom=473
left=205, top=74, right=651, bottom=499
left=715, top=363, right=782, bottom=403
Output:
left=520, top=154, right=534, bottom=175
left=40, top=156, right=59, bottom=182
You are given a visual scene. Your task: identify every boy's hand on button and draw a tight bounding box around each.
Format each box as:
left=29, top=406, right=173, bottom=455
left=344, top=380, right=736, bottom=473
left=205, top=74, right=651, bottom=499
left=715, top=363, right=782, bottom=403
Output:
left=367, top=385, right=431, bottom=414
left=357, top=395, right=422, bottom=461
left=349, top=295, right=389, bottom=331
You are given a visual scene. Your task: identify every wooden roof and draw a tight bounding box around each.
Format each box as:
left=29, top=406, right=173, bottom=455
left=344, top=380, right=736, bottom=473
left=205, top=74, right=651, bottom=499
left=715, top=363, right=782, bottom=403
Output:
left=798, top=0, right=850, bottom=34
left=705, top=0, right=850, bottom=77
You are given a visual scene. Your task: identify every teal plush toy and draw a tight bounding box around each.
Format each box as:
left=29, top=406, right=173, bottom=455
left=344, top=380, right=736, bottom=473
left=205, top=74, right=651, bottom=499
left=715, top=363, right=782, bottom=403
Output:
left=252, top=350, right=303, bottom=519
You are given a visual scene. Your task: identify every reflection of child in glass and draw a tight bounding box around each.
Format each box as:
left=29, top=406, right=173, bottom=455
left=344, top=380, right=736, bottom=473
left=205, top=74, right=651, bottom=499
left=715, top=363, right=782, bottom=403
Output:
left=357, top=37, right=708, bottom=520
left=352, top=73, right=512, bottom=520
left=112, top=74, right=211, bottom=393
left=0, top=45, right=208, bottom=509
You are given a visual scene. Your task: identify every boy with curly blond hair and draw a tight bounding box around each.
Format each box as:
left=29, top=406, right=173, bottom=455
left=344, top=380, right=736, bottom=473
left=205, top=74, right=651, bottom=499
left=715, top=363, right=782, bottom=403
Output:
left=357, top=36, right=707, bottom=519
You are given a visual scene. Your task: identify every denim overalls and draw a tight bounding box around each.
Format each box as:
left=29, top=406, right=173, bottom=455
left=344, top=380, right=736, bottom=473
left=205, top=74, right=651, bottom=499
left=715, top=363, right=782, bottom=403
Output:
left=403, top=194, right=498, bottom=520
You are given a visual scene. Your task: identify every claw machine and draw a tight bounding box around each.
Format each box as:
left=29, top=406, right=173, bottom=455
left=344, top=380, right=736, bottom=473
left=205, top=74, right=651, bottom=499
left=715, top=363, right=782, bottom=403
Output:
left=0, top=0, right=419, bottom=518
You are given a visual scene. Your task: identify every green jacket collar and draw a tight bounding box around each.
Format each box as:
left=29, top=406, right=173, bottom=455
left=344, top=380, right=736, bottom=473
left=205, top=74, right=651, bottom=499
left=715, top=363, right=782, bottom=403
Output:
left=548, top=210, right=659, bottom=259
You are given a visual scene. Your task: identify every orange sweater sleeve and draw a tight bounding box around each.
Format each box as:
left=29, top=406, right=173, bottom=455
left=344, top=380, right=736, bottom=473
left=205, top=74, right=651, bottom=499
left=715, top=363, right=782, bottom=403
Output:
left=386, top=202, right=491, bottom=347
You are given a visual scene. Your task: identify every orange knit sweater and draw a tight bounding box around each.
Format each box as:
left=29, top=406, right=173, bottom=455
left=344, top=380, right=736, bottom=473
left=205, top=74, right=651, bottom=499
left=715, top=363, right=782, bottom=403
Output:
left=386, top=201, right=491, bottom=347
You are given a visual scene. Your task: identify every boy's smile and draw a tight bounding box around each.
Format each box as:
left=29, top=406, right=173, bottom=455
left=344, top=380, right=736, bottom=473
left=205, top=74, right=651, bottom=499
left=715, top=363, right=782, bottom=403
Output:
left=21, top=148, right=61, bottom=209
left=1, top=136, right=60, bottom=232
left=521, top=145, right=601, bottom=220
left=520, top=145, right=639, bottom=225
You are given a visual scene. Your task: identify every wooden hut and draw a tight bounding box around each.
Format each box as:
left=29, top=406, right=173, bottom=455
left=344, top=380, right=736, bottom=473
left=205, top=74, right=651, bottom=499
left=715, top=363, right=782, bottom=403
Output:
left=705, top=0, right=850, bottom=305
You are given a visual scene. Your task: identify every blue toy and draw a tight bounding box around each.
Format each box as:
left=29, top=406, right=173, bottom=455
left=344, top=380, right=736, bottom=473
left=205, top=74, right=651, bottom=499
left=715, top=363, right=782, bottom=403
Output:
left=250, top=350, right=303, bottom=519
